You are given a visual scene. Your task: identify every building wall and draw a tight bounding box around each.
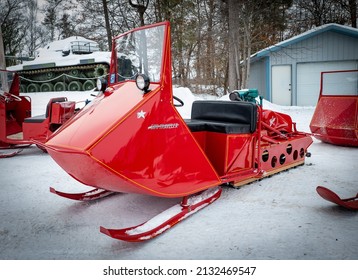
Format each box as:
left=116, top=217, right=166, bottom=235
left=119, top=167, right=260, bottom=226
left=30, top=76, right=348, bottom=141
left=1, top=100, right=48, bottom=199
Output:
left=270, top=31, right=358, bottom=65
left=248, top=59, right=267, bottom=99
left=249, top=30, right=358, bottom=105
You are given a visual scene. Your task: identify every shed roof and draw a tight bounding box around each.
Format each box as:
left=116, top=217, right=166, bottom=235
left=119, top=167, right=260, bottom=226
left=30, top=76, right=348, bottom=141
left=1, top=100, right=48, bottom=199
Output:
left=251, top=23, right=358, bottom=60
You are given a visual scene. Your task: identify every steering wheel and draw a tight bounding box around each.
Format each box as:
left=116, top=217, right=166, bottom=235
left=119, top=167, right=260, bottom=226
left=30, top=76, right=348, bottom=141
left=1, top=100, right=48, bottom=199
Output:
left=173, top=95, right=184, bottom=107
left=0, top=92, right=22, bottom=102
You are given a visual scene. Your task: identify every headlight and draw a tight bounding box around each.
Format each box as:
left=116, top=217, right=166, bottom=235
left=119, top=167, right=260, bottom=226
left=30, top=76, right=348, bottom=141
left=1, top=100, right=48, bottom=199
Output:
left=135, top=74, right=150, bottom=93
left=96, top=77, right=107, bottom=92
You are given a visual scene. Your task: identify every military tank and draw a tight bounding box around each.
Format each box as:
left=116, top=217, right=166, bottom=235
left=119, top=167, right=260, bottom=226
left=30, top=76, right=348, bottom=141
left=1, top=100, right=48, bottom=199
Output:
left=7, top=36, right=111, bottom=92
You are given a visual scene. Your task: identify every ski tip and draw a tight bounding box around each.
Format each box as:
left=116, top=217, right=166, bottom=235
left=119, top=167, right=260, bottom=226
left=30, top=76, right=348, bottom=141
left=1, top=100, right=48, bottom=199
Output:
left=316, top=186, right=328, bottom=191
left=100, top=226, right=141, bottom=242
left=100, top=226, right=111, bottom=237
left=0, top=149, right=23, bottom=158
left=49, top=187, right=56, bottom=194
left=316, top=186, right=341, bottom=201
left=316, top=186, right=358, bottom=210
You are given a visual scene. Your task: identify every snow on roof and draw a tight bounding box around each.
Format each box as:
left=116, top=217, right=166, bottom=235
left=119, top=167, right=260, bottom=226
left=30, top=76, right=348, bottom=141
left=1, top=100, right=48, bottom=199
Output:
left=251, top=23, right=358, bottom=60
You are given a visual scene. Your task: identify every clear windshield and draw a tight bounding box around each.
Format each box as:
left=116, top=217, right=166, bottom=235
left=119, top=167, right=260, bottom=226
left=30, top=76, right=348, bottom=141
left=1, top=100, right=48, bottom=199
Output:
left=115, top=25, right=165, bottom=83
left=322, top=70, right=358, bottom=96
left=0, top=70, right=15, bottom=93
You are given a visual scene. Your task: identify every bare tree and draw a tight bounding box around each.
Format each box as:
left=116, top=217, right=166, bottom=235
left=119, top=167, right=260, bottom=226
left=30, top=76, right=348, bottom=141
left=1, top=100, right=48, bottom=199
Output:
left=42, top=0, right=66, bottom=41
left=0, top=0, right=27, bottom=57
left=294, top=0, right=356, bottom=28
left=129, top=0, right=150, bottom=26
left=0, top=26, right=6, bottom=71
left=344, top=0, right=357, bottom=27
left=228, top=0, right=241, bottom=91
left=102, top=0, right=112, bottom=50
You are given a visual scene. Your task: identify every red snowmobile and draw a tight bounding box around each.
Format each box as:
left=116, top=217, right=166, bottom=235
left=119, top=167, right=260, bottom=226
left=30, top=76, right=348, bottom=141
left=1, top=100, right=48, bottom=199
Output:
left=0, top=69, right=76, bottom=157
left=43, top=22, right=313, bottom=241
left=310, top=69, right=358, bottom=147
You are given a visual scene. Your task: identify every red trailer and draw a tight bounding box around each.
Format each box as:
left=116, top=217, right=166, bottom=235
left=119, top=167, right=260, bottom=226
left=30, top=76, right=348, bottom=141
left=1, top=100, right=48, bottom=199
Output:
left=42, top=22, right=313, bottom=241
left=0, top=69, right=76, bottom=157
left=310, top=70, right=358, bottom=146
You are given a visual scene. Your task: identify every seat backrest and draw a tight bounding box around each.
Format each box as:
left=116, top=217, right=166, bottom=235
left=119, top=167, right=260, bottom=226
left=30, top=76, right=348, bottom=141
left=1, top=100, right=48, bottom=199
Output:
left=191, top=100, right=257, bottom=133
left=45, top=97, right=68, bottom=118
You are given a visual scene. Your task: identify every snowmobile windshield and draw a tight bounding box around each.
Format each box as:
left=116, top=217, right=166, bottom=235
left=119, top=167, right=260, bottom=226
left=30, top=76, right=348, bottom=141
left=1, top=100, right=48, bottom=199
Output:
left=115, top=24, right=165, bottom=83
left=0, top=70, right=15, bottom=93
left=321, top=70, right=358, bottom=96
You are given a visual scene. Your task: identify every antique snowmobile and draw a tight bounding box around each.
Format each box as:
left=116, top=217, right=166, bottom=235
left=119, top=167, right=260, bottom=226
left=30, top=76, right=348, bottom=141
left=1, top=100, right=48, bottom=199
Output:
left=43, top=22, right=313, bottom=242
left=0, top=69, right=76, bottom=157
left=310, top=70, right=358, bottom=147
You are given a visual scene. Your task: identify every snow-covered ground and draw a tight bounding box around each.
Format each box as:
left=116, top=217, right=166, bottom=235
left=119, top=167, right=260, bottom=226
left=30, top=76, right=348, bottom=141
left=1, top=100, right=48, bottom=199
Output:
left=0, top=88, right=357, bottom=260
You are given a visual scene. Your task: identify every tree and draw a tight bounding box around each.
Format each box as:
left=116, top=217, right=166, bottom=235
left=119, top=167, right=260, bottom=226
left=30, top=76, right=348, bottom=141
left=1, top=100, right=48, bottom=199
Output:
left=343, top=0, right=357, bottom=27
left=102, top=0, right=112, bottom=50
left=0, top=26, right=6, bottom=71
left=293, top=0, right=357, bottom=28
left=42, top=0, right=64, bottom=41
left=129, top=0, right=150, bottom=26
left=0, top=0, right=27, bottom=57
left=27, top=0, right=40, bottom=57
left=227, top=0, right=241, bottom=91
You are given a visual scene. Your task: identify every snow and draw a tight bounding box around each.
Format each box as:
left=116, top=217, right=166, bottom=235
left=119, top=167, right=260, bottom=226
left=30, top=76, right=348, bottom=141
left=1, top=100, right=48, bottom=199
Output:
left=125, top=205, right=182, bottom=236
left=0, top=88, right=357, bottom=261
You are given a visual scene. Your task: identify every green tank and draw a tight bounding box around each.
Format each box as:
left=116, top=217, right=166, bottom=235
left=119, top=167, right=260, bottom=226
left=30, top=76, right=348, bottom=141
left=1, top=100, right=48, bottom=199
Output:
left=7, top=36, right=111, bottom=92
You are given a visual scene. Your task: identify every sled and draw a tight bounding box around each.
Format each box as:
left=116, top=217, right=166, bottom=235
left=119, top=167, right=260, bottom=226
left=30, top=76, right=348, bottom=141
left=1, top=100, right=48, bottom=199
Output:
left=43, top=22, right=313, bottom=241
left=0, top=69, right=78, bottom=156
left=316, top=186, right=358, bottom=210
left=310, top=70, right=358, bottom=147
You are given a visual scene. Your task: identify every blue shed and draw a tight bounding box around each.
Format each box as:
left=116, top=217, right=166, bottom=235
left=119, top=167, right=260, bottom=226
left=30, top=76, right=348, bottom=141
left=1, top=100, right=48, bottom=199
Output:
left=248, top=23, right=358, bottom=106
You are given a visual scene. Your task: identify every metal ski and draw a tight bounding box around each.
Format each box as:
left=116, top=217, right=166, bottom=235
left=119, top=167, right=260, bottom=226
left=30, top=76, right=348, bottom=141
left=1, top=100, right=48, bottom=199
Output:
left=100, top=186, right=222, bottom=242
left=316, top=186, right=358, bottom=210
left=50, top=187, right=116, bottom=201
left=0, top=149, right=23, bottom=158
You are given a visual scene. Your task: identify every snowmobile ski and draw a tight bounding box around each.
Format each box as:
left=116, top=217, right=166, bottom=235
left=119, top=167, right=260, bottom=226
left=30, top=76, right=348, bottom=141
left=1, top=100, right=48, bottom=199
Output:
left=0, top=149, right=23, bottom=158
left=100, top=186, right=222, bottom=242
left=50, top=187, right=116, bottom=201
left=316, top=186, right=358, bottom=210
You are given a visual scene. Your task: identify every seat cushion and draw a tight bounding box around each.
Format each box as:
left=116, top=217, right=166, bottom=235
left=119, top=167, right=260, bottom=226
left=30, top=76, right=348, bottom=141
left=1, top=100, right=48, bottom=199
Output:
left=185, top=119, right=252, bottom=134
left=188, top=100, right=257, bottom=134
left=23, top=114, right=46, bottom=123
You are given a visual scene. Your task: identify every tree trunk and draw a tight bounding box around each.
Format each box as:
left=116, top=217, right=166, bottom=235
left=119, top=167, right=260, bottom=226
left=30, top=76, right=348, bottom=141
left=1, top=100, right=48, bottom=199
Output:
left=0, top=26, right=9, bottom=92
left=102, top=0, right=112, bottom=51
left=348, top=0, right=357, bottom=28
left=228, top=0, right=240, bottom=92
left=129, top=0, right=149, bottom=26
left=0, top=26, right=6, bottom=70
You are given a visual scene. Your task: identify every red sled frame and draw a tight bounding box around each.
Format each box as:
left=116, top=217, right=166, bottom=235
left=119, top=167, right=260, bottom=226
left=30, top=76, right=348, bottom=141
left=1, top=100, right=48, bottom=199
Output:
left=0, top=69, right=76, bottom=157
left=43, top=22, right=313, bottom=241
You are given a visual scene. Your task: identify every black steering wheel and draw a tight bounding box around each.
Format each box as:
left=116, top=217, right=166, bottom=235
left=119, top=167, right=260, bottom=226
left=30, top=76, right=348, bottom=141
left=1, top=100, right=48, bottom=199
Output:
left=173, top=95, right=184, bottom=107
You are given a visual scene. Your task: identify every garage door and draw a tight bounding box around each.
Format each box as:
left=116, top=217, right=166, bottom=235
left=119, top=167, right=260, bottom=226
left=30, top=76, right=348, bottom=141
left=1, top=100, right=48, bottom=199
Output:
left=297, top=61, right=358, bottom=106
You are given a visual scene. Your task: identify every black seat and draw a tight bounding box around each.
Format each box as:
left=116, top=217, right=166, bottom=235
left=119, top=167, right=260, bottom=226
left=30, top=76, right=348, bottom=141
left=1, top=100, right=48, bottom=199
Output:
left=185, top=100, right=257, bottom=134
left=23, top=97, right=67, bottom=124
left=23, top=114, right=46, bottom=123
